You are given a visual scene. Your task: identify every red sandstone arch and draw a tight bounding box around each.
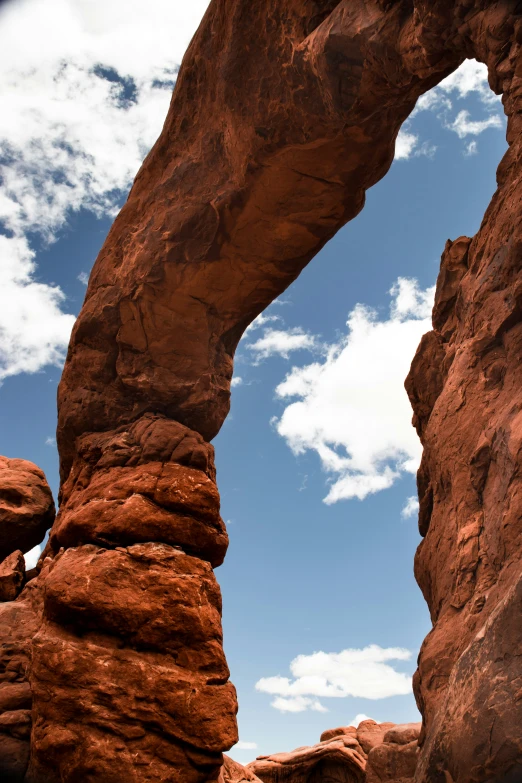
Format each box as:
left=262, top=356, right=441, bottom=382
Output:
left=18, top=1, right=522, bottom=781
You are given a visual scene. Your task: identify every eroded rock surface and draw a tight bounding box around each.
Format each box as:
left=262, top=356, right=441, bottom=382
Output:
left=248, top=732, right=366, bottom=783
left=0, top=457, right=55, bottom=562
left=219, top=755, right=264, bottom=783
left=0, top=551, right=25, bottom=602
left=11, top=0, right=519, bottom=780
left=0, top=577, right=44, bottom=782
left=365, top=724, right=421, bottom=783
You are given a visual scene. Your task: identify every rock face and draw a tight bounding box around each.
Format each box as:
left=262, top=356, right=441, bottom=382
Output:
left=248, top=731, right=366, bottom=782
left=0, top=457, right=55, bottom=562
left=0, top=551, right=25, bottom=602
left=0, top=576, right=44, bottom=782
left=219, top=755, right=264, bottom=783
left=1, top=0, right=517, bottom=780
left=365, top=724, right=421, bottom=783
left=405, top=157, right=522, bottom=777
left=246, top=721, right=421, bottom=782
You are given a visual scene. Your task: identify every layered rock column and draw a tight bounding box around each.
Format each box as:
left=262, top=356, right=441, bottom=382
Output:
left=25, top=0, right=522, bottom=781
left=27, top=418, right=237, bottom=782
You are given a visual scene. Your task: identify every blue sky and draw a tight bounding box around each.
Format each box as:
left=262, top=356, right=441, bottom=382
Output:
left=0, top=0, right=508, bottom=766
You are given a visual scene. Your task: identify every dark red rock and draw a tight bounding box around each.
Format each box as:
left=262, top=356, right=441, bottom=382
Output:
left=0, top=551, right=25, bottom=602
left=0, top=457, right=55, bottom=562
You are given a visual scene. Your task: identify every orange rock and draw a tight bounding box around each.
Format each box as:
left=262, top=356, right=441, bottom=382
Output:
left=248, top=735, right=366, bottom=782
left=0, top=550, right=25, bottom=602
left=0, top=456, right=55, bottom=562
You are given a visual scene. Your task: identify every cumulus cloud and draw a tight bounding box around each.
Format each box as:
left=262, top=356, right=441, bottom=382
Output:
left=247, top=328, right=320, bottom=363
left=256, top=645, right=413, bottom=713
left=395, top=130, right=436, bottom=161
left=231, top=376, right=243, bottom=387
left=0, top=236, right=76, bottom=380
left=273, top=278, right=434, bottom=503
left=0, top=0, right=209, bottom=379
left=401, top=496, right=420, bottom=519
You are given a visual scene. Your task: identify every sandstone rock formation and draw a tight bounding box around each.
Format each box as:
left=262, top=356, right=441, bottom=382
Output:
left=246, top=720, right=421, bottom=783
left=0, top=574, right=44, bottom=782
left=248, top=731, right=366, bottom=782
left=0, top=457, right=55, bottom=562
left=1, top=0, right=520, bottom=780
left=0, top=551, right=25, bottom=602
left=365, top=724, right=421, bottom=783
left=219, top=755, right=264, bottom=783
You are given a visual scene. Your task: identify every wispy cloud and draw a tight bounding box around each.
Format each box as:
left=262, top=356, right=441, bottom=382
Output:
left=247, top=327, right=320, bottom=363
left=401, top=496, right=419, bottom=519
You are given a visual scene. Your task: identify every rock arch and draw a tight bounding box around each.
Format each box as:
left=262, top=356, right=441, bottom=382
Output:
left=17, top=1, right=522, bottom=781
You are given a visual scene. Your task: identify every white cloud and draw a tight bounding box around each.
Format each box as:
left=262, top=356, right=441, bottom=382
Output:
left=395, top=130, right=419, bottom=160
left=77, top=271, right=89, bottom=286
left=24, top=543, right=42, bottom=570
left=401, top=496, right=419, bottom=519
left=0, top=0, right=209, bottom=379
left=247, top=328, right=320, bottom=362
left=0, top=236, right=76, bottom=380
left=447, top=110, right=503, bottom=138
left=409, top=59, right=504, bottom=153
left=234, top=741, right=258, bottom=751
left=395, top=130, right=436, bottom=161
left=231, top=376, right=243, bottom=387
left=256, top=645, right=413, bottom=713
left=270, top=696, right=328, bottom=713
left=244, top=312, right=282, bottom=335
left=45, top=436, right=57, bottom=447
left=465, top=141, right=478, bottom=156
left=349, top=714, right=374, bottom=728
left=438, top=59, right=498, bottom=104
left=273, top=278, right=434, bottom=503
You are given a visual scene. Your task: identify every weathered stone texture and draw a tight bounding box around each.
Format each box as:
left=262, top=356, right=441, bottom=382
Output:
left=0, top=1, right=519, bottom=781
left=0, top=457, right=55, bottom=562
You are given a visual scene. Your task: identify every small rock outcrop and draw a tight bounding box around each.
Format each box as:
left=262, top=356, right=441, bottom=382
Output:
left=0, top=550, right=25, bottom=602
left=365, top=724, right=421, bottom=783
left=248, top=732, right=366, bottom=783
left=0, top=575, right=44, bottom=782
left=219, top=755, right=263, bottom=782
left=246, top=721, right=422, bottom=783
left=0, top=457, right=55, bottom=562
